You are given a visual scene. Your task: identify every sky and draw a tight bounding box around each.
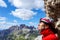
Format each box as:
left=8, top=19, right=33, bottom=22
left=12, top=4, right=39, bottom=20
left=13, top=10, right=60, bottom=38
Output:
left=0, top=0, right=46, bottom=30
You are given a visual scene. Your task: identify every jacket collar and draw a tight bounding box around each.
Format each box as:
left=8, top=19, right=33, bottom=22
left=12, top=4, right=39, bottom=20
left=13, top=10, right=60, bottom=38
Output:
left=40, top=28, right=54, bottom=37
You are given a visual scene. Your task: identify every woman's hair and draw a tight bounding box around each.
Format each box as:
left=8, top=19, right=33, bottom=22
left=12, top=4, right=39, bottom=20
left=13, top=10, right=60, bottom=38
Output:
left=40, top=21, right=58, bottom=33
left=48, top=23, right=58, bottom=33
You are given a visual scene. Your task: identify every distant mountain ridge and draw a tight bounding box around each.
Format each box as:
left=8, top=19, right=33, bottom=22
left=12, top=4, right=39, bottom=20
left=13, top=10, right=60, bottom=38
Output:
left=0, top=24, right=38, bottom=40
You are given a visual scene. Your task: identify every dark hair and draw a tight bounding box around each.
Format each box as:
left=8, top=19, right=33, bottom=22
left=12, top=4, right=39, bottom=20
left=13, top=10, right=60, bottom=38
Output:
left=48, top=23, right=58, bottom=33
left=40, top=21, right=58, bottom=33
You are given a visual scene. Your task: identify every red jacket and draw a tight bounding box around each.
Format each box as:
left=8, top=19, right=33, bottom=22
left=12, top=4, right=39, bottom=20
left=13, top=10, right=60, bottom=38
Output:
left=40, top=28, right=59, bottom=40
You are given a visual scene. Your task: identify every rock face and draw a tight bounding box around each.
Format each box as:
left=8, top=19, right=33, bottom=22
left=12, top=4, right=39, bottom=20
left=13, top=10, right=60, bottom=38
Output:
left=44, top=0, right=60, bottom=39
left=0, top=24, right=37, bottom=40
left=44, top=0, right=60, bottom=21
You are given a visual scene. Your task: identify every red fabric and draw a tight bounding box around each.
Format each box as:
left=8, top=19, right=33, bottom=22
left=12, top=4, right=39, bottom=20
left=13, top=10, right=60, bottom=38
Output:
left=40, top=28, right=59, bottom=40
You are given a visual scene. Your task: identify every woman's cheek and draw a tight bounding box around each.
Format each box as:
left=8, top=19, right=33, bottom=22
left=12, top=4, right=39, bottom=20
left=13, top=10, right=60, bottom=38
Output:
left=38, top=26, right=41, bottom=30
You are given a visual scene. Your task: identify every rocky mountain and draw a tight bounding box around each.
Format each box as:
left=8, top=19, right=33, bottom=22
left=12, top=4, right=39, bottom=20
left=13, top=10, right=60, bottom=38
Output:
left=0, top=24, right=38, bottom=40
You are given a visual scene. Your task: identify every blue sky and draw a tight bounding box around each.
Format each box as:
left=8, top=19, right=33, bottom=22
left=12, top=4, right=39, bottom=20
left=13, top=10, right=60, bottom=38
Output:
left=0, top=0, right=46, bottom=30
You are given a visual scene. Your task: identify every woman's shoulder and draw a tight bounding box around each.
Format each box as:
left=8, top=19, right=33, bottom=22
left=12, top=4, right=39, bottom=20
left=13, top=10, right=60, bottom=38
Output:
left=43, top=34, right=59, bottom=40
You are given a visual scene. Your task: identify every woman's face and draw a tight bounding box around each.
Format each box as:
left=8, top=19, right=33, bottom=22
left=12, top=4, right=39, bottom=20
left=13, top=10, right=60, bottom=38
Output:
left=38, top=22, right=49, bottom=31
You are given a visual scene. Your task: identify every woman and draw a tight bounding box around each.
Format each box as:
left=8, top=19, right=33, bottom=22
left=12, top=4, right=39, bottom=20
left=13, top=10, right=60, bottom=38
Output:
left=38, top=17, right=59, bottom=40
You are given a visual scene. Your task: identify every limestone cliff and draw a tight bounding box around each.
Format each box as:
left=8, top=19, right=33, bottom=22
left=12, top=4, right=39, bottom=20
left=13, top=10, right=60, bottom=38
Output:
left=44, top=0, right=60, bottom=39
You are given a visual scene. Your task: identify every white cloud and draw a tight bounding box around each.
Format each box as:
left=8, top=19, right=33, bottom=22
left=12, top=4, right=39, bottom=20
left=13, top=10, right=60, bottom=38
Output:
left=0, top=19, right=18, bottom=30
left=0, top=17, right=6, bottom=20
left=0, top=22, right=12, bottom=30
left=13, top=20, right=17, bottom=23
left=0, top=21, right=19, bottom=30
left=0, top=20, right=7, bottom=30
left=0, top=17, right=6, bottom=29
left=34, top=0, right=44, bottom=10
left=0, top=21, right=7, bottom=30
left=9, top=0, right=44, bottom=10
left=29, top=22, right=35, bottom=26
left=10, top=9, right=37, bottom=20
left=0, top=21, right=6, bottom=24
left=9, top=0, right=45, bottom=20
left=0, top=0, right=7, bottom=7
left=29, top=22, right=37, bottom=26
left=9, top=0, right=34, bottom=9
left=6, top=22, right=18, bottom=26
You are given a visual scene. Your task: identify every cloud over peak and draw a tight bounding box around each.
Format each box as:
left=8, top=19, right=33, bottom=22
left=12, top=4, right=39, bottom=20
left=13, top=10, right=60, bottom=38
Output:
left=11, top=9, right=37, bottom=20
